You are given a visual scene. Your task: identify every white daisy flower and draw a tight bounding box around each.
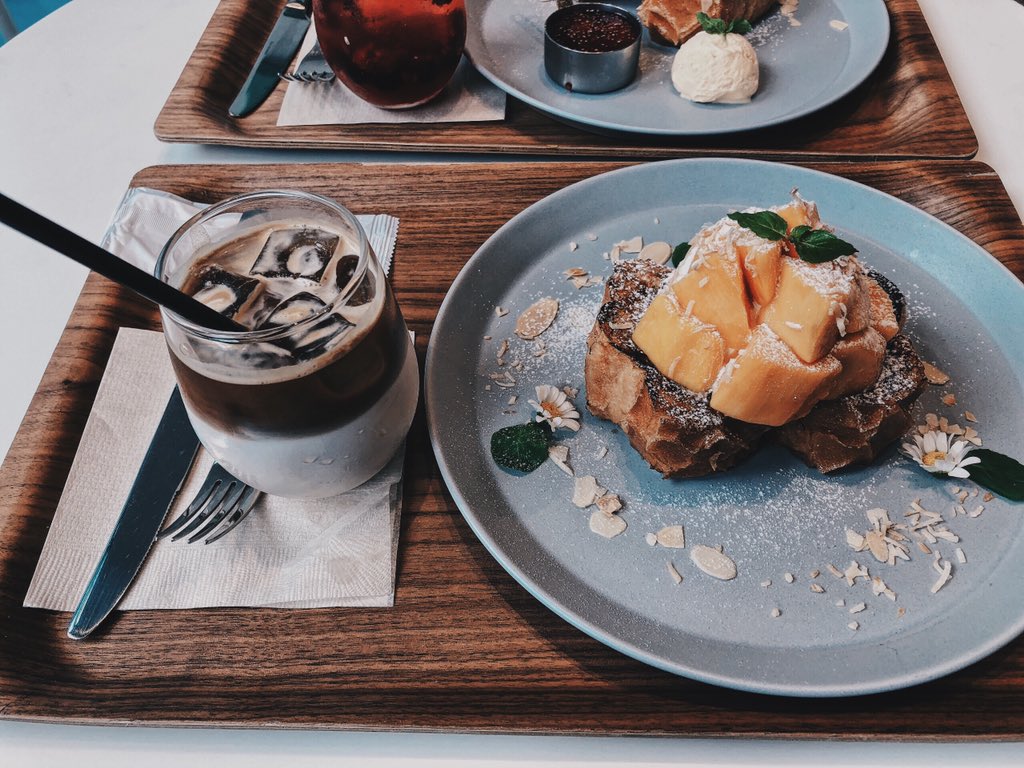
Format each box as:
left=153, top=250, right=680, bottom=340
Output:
left=528, top=384, right=581, bottom=432
left=901, top=429, right=981, bottom=479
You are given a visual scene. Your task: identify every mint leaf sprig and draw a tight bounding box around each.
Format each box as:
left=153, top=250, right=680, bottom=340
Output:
left=697, top=12, right=753, bottom=36
left=964, top=449, right=1024, bottom=502
left=671, top=242, right=690, bottom=267
left=727, top=210, right=857, bottom=264
left=490, top=421, right=551, bottom=473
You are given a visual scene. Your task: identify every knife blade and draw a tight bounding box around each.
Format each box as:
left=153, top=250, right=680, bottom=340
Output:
left=67, top=387, right=200, bottom=639
left=229, top=0, right=311, bottom=117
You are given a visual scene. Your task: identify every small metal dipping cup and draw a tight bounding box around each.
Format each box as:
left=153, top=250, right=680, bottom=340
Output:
left=544, top=3, right=641, bottom=94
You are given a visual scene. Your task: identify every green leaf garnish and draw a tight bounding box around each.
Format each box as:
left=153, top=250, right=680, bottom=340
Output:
left=728, top=212, right=858, bottom=264
left=966, top=449, right=1024, bottom=501
left=490, top=422, right=551, bottom=473
left=671, top=242, right=690, bottom=267
left=697, top=12, right=752, bottom=35
left=727, top=211, right=789, bottom=241
left=790, top=225, right=858, bottom=263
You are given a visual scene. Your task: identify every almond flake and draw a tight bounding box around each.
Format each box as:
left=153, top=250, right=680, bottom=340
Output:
left=589, top=510, right=626, bottom=539
left=829, top=19, right=848, bottom=30
left=596, top=494, right=622, bottom=516
left=964, top=411, right=978, bottom=423
left=508, top=395, right=517, bottom=405
left=568, top=241, right=578, bottom=252
left=667, top=562, right=683, bottom=585
left=564, top=267, right=588, bottom=278
left=827, top=564, right=843, bottom=579
left=639, top=241, right=672, bottom=265
left=849, top=602, right=866, bottom=614
left=770, top=608, right=782, bottom=618
left=810, top=583, right=825, bottom=594
left=809, top=569, right=820, bottom=579
left=494, top=306, right=508, bottom=317
left=898, top=607, right=906, bottom=618
left=848, top=621, right=859, bottom=631
left=616, top=236, right=643, bottom=254
left=941, top=393, right=957, bottom=406
left=844, top=561, right=869, bottom=586
left=923, top=361, right=950, bottom=385
left=983, top=492, right=994, bottom=502
left=930, top=559, right=953, bottom=594
left=865, top=531, right=889, bottom=562
left=515, top=297, right=559, bottom=340
left=784, top=572, right=795, bottom=583
left=645, top=532, right=658, bottom=546
left=846, top=529, right=866, bottom=551
left=586, top=233, right=598, bottom=241
left=835, top=599, right=846, bottom=607
left=656, top=525, right=686, bottom=549
left=690, top=545, right=737, bottom=581
left=572, top=475, right=605, bottom=508
left=570, top=276, right=589, bottom=290
left=761, top=579, right=772, bottom=588
left=548, top=445, right=573, bottom=477
left=595, top=445, right=608, bottom=460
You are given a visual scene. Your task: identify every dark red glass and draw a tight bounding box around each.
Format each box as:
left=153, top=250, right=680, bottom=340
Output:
left=313, top=0, right=467, bottom=109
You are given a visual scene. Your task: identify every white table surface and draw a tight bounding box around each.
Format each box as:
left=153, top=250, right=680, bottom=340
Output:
left=1, top=0, right=1022, bottom=764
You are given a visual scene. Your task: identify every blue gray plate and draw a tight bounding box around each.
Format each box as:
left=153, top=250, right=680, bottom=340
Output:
left=425, top=158, right=1024, bottom=696
left=465, top=0, right=890, bottom=136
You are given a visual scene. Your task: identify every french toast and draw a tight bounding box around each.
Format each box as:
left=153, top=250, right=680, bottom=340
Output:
left=586, top=259, right=768, bottom=477
left=585, top=259, right=926, bottom=476
left=637, top=0, right=778, bottom=46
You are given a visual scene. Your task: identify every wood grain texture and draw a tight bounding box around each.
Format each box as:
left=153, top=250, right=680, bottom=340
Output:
left=153, top=0, right=977, bottom=160
left=1, top=161, right=1021, bottom=736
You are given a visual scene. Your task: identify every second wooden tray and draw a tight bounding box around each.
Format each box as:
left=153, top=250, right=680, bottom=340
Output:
left=154, top=0, right=977, bottom=160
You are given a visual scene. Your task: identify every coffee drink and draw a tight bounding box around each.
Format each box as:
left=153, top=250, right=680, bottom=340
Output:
left=158, top=192, right=418, bottom=498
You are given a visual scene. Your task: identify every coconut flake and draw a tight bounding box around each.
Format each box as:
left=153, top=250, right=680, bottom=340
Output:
left=667, top=562, right=683, bottom=585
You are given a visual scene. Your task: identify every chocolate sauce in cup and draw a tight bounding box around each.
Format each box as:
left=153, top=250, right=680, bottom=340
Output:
left=156, top=191, right=418, bottom=499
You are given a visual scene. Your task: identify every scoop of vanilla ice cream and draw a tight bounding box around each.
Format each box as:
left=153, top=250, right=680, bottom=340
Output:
left=671, top=31, right=759, bottom=104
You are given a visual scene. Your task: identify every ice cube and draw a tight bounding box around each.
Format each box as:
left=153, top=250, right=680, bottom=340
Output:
left=190, top=266, right=264, bottom=319
left=260, top=292, right=329, bottom=329
left=291, top=314, right=352, bottom=360
left=334, top=254, right=373, bottom=307
left=250, top=227, right=339, bottom=282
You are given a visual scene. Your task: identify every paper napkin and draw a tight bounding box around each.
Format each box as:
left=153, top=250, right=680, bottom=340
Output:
left=24, top=189, right=407, bottom=610
left=277, top=27, right=506, bottom=126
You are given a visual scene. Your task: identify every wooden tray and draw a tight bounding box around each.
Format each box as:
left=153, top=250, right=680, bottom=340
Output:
left=1, top=161, right=1022, bottom=737
left=154, top=0, right=977, bottom=160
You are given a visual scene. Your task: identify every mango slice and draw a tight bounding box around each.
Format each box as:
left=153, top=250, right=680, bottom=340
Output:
left=737, top=239, right=783, bottom=308
left=670, top=250, right=753, bottom=355
left=710, top=324, right=841, bottom=427
left=762, top=258, right=864, bottom=364
left=776, top=197, right=821, bottom=233
left=632, top=293, right=726, bottom=393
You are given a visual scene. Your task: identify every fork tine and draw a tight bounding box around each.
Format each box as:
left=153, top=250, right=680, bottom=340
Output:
left=158, top=477, right=220, bottom=539
left=186, top=480, right=248, bottom=543
left=202, top=487, right=261, bottom=545
left=171, top=480, right=232, bottom=541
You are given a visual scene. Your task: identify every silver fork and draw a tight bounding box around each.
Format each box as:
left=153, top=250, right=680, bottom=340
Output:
left=280, top=41, right=335, bottom=83
left=157, top=463, right=261, bottom=544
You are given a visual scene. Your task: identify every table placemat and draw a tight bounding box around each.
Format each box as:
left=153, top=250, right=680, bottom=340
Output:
left=153, top=0, right=977, bottom=160
left=0, top=161, right=1021, bottom=737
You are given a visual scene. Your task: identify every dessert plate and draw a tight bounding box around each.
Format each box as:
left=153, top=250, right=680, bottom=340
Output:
left=425, top=158, right=1024, bottom=696
left=465, top=0, right=890, bottom=136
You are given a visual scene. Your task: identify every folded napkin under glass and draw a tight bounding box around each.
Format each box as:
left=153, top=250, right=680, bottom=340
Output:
left=24, top=188, right=406, bottom=610
left=277, top=26, right=506, bottom=126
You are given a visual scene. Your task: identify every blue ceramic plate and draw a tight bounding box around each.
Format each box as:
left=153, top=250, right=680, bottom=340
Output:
left=465, top=0, right=890, bottom=136
left=425, top=159, right=1024, bottom=696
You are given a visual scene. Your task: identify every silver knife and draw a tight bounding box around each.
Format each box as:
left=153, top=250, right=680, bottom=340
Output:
left=67, top=387, right=200, bottom=639
left=228, top=0, right=311, bottom=117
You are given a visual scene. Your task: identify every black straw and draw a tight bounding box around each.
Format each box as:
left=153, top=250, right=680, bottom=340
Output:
left=0, top=192, right=245, bottom=333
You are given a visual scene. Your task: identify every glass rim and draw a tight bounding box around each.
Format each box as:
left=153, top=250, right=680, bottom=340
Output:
left=154, top=189, right=371, bottom=344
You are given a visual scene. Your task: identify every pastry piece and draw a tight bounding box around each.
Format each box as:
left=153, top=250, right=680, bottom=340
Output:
left=586, top=260, right=767, bottom=477
left=777, top=335, right=927, bottom=473
left=638, top=0, right=778, bottom=46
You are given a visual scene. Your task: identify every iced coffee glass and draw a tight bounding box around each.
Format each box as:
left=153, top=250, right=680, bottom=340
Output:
left=156, top=190, right=418, bottom=499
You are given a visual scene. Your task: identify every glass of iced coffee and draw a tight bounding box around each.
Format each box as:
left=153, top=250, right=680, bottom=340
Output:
left=155, top=191, right=418, bottom=499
